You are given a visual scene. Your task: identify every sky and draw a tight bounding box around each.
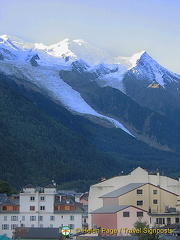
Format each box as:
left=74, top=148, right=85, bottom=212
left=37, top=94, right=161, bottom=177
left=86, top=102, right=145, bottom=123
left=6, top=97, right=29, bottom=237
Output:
left=0, top=0, right=180, bottom=73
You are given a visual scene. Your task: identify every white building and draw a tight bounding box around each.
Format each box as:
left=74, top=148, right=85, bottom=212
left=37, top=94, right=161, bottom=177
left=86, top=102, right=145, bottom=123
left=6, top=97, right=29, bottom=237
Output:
left=0, top=184, right=84, bottom=237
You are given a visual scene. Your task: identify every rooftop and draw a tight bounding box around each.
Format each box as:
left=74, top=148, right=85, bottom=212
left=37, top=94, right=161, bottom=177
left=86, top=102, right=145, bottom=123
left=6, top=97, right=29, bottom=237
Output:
left=90, top=205, right=130, bottom=214
left=14, top=227, right=63, bottom=239
left=100, top=183, right=146, bottom=198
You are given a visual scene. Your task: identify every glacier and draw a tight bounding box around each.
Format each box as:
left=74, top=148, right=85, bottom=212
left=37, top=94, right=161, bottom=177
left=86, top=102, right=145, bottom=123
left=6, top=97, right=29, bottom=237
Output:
left=0, top=35, right=135, bottom=137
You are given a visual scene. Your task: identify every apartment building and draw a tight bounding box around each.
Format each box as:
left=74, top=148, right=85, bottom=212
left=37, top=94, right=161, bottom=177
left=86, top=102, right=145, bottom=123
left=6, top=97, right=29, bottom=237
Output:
left=0, top=184, right=84, bottom=238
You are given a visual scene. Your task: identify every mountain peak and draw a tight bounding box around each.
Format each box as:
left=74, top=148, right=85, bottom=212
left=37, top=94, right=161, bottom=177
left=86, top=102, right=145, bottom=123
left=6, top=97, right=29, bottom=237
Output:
left=0, top=34, right=9, bottom=42
left=129, top=50, right=147, bottom=67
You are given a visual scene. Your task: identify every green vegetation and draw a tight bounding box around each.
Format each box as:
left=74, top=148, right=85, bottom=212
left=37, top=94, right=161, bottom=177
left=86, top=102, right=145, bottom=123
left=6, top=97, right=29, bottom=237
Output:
left=57, top=179, right=96, bottom=192
left=131, top=220, right=159, bottom=240
left=0, top=180, right=12, bottom=196
left=0, top=74, right=119, bottom=189
left=0, top=72, right=180, bottom=191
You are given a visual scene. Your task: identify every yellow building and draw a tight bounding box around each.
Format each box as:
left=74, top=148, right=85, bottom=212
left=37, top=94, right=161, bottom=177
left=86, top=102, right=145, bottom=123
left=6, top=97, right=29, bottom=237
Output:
left=89, top=167, right=180, bottom=228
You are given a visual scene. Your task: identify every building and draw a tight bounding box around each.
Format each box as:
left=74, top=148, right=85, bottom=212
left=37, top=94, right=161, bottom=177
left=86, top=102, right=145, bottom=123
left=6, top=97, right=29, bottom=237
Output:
left=88, top=167, right=180, bottom=233
left=80, top=193, right=88, bottom=206
left=13, top=227, right=65, bottom=240
left=0, top=184, right=84, bottom=238
left=91, top=205, right=149, bottom=235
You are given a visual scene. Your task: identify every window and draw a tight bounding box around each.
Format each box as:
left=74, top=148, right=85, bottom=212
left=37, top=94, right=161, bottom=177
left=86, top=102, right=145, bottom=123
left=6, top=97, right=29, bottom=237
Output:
left=137, top=200, right=143, bottom=206
left=50, top=216, right=55, bottom=221
left=123, top=212, right=130, bottom=217
left=13, top=206, right=19, bottom=211
left=11, top=216, right=18, bottom=221
left=30, top=196, right=35, bottom=201
left=11, top=224, right=18, bottom=230
left=137, top=189, right=143, bottom=194
left=70, top=206, right=75, bottom=210
left=30, top=216, right=36, bottom=221
left=153, top=190, right=157, bottom=194
left=65, top=206, right=70, bottom=210
left=167, top=218, right=171, bottom=225
left=137, top=212, right=144, bottom=217
left=22, top=216, right=25, bottom=221
left=175, top=218, right=179, bottom=223
left=40, top=196, right=45, bottom=201
left=40, top=206, right=45, bottom=211
left=40, top=224, right=43, bottom=228
left=2, top=206, right=7, bottom=211
left=69, top=224, right=74, bottom=229
left=30, top=206, right=35, bottom=211
left=2, top=224, right=9, bottom=230
left=39, top=216, right=43, bottom=221
left=4, top=216, right=7, bottom=221
left=70, top=215, right=74, bottom=221
left=153, top=199, right=158, bottom=204
left=61, top=216, right=63, bottom=219
left=50, top=224, right=53, bottom=228
left=31, top=224, right=35, bottom=228
left=156, top=218, right=165, bottom=225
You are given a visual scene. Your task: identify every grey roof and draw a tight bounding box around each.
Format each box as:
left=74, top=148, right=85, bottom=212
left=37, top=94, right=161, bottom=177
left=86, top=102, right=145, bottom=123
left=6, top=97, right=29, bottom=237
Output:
left=57, top=190, right=80, bottom=196
left=54, top=197, right=75, bottom=205
left=90, top=205, right=130, bottom=214
left=160, top=223, right=180, bottom=230
left=0, top=193, right=7, bottom=202
left=0, top=196, right=19, bottom=206
left=100, top=183, right=146, bottom=198
left=1, top=199, right=18, bottom=205
left=15, top=227, right=62, bottom=239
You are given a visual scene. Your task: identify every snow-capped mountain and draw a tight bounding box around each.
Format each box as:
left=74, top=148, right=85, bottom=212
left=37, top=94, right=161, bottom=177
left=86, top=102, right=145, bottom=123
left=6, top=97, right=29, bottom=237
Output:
left=0, top=34, right=113, bottom=65
left=129, top=51, right=180, bottom=87
left=0, top=34, right=180, bottom=150
left=0, top=35, right=133, bottom=136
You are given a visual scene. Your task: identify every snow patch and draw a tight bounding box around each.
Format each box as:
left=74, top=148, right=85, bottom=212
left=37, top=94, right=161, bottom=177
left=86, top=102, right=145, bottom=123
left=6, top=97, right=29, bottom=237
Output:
left=129, top=51, right=146, bottom=67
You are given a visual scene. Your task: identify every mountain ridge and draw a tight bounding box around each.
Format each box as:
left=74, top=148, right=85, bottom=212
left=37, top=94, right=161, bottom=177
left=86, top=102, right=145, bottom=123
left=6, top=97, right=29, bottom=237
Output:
left=0, top=35, right=180, bottom=144
left=0, top=35, right=180, bottom=189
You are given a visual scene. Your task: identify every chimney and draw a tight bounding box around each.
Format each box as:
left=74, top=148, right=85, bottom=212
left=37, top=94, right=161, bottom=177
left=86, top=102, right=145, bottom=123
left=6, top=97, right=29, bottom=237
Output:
left=157, top=170, right=160, bottom=187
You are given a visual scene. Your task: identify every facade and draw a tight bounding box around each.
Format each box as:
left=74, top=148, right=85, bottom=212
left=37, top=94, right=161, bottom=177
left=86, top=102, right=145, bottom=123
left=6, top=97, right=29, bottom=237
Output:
left=100, top=183, right=178, bottom=213
left=91, top=205, right=149, bottom=235
left=88, top=167, right=180, bottom=232
left=0, top=184, right=84, bottom=238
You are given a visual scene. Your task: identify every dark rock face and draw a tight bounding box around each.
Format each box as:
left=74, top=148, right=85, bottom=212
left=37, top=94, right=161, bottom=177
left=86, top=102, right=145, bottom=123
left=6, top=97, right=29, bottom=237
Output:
left=30, top=54, right=40, bottom=67
left=0, top=52, right=4, bottom=60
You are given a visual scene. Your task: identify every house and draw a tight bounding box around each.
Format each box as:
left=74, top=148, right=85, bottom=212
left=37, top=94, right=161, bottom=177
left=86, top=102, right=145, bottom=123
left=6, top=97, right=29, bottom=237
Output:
left=79, top=193, right=88, bottom=206
left=88, top=167, right=180, bottom=232
left=90, top=205, right=149, bottom=235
